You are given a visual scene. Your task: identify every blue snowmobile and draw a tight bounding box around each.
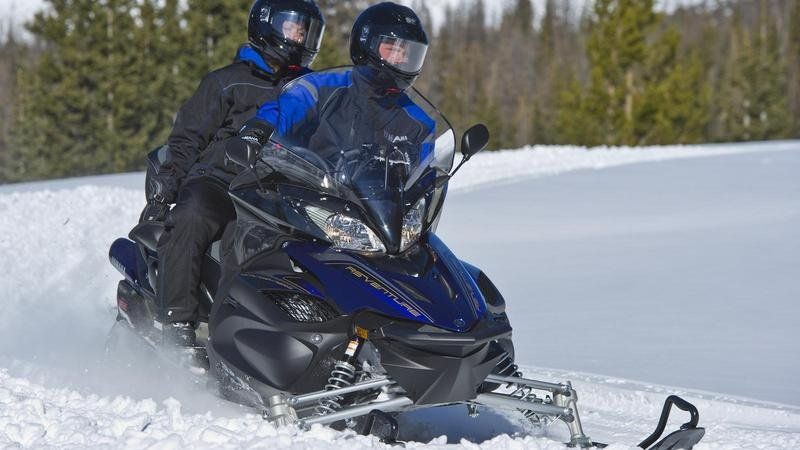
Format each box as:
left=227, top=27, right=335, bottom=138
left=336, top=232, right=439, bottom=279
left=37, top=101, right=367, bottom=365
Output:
left=109, top=67, right=704, bottom=449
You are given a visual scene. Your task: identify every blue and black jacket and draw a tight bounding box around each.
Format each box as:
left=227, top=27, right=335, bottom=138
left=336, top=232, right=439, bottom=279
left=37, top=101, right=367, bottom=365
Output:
left=164, top=45, right=311, bottom=185
left=253, top=66, right=435, bottom=162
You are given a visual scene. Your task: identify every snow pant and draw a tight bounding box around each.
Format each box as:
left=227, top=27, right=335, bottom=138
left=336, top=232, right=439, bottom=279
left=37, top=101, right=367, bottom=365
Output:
left=156, top=177, right=235, bottom=324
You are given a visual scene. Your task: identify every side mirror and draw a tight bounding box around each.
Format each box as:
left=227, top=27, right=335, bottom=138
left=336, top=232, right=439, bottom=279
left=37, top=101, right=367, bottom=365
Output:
left=225, top=138, right=258, bottom=168
left=461, top=124, right=490, bottom=158
left=226, top=119, right=275, bottom=168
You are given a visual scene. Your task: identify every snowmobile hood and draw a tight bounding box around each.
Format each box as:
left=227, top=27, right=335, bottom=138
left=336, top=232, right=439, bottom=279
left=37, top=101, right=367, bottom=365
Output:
left=282, top=233, right=488, bottom=332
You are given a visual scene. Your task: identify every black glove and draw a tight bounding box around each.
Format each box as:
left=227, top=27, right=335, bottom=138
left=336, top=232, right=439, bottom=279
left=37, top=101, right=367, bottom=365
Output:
left=145, top=146, right=179, bottom=204
left=146, top=173, right=178, bottom=204
left=239, top=118, right=274, bottom=145
left=139, top=200, right=170, bottom=223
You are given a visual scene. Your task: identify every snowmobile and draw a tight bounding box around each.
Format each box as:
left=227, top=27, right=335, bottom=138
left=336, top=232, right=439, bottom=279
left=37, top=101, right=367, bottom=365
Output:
left=108, top=67, right=705, bottom=449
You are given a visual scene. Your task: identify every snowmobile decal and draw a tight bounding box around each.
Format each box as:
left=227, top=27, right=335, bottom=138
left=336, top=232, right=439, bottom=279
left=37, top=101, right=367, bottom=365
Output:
left=341, top=264, right=426, bottom=318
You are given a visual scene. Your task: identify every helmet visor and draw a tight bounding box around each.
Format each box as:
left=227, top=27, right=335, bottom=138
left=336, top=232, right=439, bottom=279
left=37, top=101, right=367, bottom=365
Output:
left=370, top=36, right=428, bottom=74
left=270, top=10, right=324, bottom=52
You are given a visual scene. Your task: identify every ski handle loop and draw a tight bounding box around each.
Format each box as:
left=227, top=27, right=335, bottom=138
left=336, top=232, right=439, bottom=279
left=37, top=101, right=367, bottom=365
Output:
left=638, top=395, right=700, bottom=449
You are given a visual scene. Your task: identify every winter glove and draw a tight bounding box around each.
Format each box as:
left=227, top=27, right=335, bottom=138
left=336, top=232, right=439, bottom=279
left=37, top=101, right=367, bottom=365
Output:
left=139, top=200, right=171, bottom=223
left=146, top=172, right=178, bottom=204
left=145, top=145, right=179, bottom=204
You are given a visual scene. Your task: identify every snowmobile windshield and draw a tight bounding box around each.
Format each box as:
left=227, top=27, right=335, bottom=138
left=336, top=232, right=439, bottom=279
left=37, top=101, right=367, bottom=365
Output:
left=257, top=67, right=455, bottom=254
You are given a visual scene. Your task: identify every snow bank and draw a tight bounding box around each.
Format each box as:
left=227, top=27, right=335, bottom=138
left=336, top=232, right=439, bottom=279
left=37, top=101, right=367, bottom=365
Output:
left=449, top=140, right=800, bottom=192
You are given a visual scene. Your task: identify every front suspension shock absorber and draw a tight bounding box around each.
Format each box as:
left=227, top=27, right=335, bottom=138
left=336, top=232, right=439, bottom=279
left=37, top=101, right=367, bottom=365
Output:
left=316, top=336, right=363, bottom=415
left=495, top=354, right=520, bottom=377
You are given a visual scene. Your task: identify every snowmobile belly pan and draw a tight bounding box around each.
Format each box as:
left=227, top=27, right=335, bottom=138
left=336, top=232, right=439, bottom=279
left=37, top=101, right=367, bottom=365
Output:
left=208, top=277, right=350, bottom=394
left=362, top=315, right=512, bottom=405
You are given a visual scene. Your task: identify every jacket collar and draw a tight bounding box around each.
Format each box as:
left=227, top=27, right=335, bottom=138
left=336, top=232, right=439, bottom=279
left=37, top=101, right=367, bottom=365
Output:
left=235, top=45, right=274, bottom=75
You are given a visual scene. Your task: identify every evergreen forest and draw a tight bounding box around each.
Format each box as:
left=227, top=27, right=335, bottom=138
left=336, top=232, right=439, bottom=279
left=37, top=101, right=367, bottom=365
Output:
left=0, top=0, right=798, bottom=182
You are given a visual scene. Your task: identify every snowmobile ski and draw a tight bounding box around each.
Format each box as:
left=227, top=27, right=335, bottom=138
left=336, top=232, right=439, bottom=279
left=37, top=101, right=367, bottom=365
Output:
left=638, top=395, right=705, bottom=450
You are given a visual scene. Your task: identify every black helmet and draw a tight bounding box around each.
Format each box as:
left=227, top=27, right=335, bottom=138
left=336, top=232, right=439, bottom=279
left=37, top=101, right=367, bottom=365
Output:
left=350, top=2, right=429, bottom=91
left=248, top=0, right=325, bottom=69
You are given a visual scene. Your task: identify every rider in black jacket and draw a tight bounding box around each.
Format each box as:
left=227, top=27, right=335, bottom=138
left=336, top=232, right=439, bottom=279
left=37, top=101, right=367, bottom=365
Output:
left=141, top=0, right=325, bottom=347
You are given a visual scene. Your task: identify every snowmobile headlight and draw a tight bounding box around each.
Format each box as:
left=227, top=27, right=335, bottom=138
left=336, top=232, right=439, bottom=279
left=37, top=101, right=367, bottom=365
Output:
left=325, top=214, right=386, bottom=253
left=400, top=197, right=426, bottom=252
left=304, top=205, right=386, bottom=253
left=305, top=205, right=334, bottom=231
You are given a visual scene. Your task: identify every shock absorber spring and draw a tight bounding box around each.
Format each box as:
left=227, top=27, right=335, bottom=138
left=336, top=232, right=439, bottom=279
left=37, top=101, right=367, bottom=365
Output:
left=495, top=354, right=520, bottom=377
left=510, top=385, right=548, bottom=423
left=315, top=336, right=362, bottom=415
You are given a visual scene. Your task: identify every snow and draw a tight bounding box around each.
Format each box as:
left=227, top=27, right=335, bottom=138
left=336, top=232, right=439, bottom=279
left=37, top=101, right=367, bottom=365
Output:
left=1, top=140, right=799, bottom=448
left=442, top=143, right=800, bottom=405
left=448, top=140, right=800, bottom=192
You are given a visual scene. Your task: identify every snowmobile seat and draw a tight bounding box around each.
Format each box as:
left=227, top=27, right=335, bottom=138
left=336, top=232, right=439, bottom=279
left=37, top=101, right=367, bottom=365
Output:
left=129, top=222, right=165, bottom=252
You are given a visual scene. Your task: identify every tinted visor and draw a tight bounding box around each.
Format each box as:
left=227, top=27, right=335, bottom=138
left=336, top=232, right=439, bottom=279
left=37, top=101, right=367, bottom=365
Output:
left=270, top=10, right=324, bottom=51
left=370, top=36, right=428, bottom=74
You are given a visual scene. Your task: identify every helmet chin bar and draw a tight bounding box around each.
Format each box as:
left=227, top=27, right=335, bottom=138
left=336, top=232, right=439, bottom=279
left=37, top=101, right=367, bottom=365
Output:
left=356, top=61, right=419, bottom=95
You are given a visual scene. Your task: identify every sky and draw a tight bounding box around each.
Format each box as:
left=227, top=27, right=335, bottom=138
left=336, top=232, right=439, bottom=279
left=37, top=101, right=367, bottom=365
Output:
left=0, top=0, right=41, bottom=26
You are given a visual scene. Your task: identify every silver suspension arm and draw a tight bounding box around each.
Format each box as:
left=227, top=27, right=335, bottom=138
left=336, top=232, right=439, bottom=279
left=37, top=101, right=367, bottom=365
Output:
left=474, top=393, right=573, bottom=420
left=298, top=397, right=413, bottom=427
left=485, top=374, right=572, bottom=395
left=288, top=377, right=395, bottom=407
left=484, top=374, right=594, bottom=448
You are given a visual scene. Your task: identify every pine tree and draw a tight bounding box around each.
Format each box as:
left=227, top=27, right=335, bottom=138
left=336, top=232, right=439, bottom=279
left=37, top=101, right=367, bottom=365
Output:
left=0, top=25, right=23, bottom=181
left=532, top=0, right=562, bottom=145
left=181, top=0, right=250, bottom=80
left=313, top=0, right=370, bottom=69
left=118, top=0, right=186, bottom=168
left=585, top=0, right=657, bottom=145
left=557, top=0, right=711, bottom=146
left=428, top=5, right=472, bottom=140
left=717, top=3, right=792, bottom=141
left=788, top=0, right=800, bottom=136
left=9, top=0, right=205, bottom=181
left=12, top=0, right=139, bottom=179
left=467, top=0, right=488, bottom=45
left=503, top=0, right=534, bottom=37
left=636, top=27, right=710, bottom=144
